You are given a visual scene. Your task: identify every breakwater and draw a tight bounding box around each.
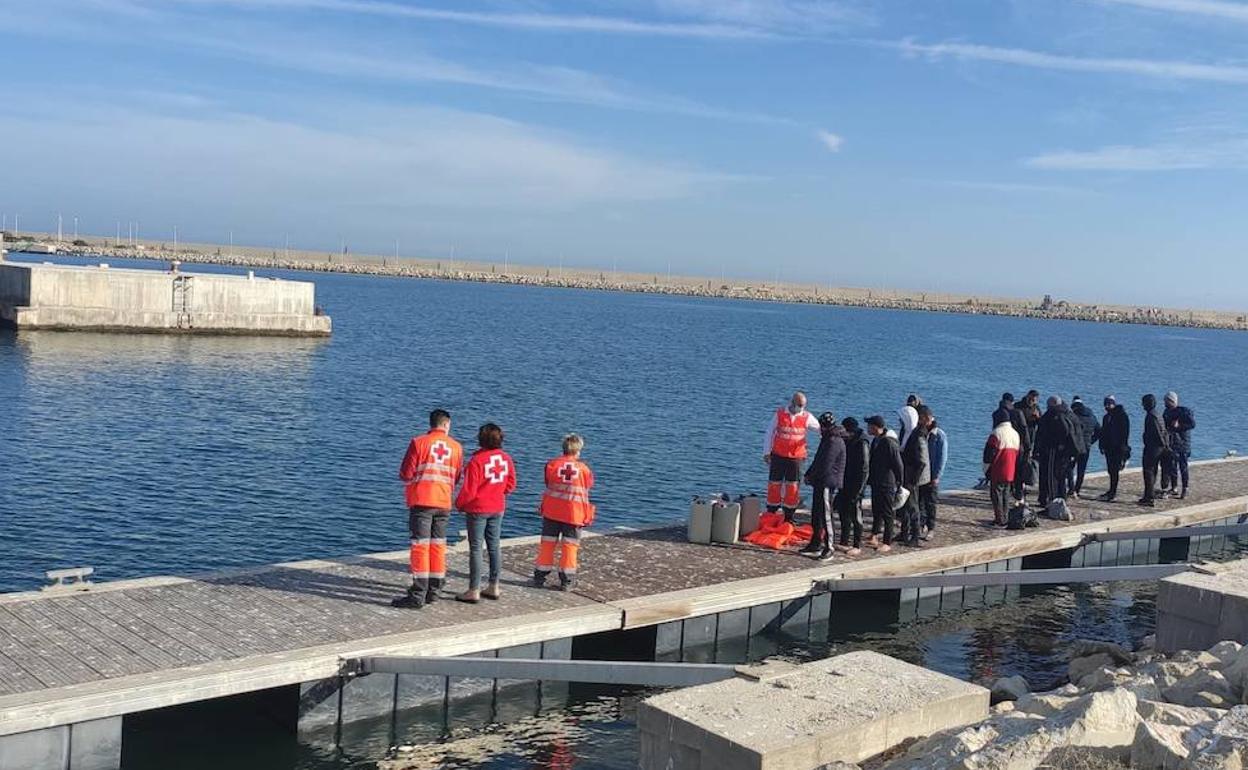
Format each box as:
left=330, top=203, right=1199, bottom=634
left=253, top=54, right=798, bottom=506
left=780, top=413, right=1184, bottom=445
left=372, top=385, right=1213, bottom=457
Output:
left=6, top=233, right=1244, bottom=330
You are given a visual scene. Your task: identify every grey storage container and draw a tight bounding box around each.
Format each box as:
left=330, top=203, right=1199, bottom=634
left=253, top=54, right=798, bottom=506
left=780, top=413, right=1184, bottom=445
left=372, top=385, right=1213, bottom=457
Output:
left=688, top=498, right=713, bottom=544
left=711, top=500, right=741, bottom=544
left=738, top=494, right=762, bottom=537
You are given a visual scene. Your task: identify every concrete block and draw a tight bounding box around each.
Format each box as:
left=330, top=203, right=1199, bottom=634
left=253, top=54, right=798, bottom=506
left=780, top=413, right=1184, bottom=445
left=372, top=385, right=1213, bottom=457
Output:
left=639, top=651, right=989, bottom=770
left=1156, top=613, right=1217, bottom=656
left=0, top=726, right=68, bottom=770
left=1158, top=576, right=1227, bottom=626
left=70, top=718, right=121, bottom=770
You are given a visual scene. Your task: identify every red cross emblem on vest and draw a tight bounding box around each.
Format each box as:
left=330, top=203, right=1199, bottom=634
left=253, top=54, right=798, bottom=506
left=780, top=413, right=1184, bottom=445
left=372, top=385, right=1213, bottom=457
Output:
left=558, top=462, right=579, bottom=483
left=484, top=455, right=509, bottom=484
left=430, top=440, right=451, bottom=464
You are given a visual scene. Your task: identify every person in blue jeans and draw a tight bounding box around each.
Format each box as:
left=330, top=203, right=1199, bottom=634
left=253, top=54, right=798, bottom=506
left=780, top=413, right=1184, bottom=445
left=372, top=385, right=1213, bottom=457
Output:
left=453, top=423, right=517, bottom=603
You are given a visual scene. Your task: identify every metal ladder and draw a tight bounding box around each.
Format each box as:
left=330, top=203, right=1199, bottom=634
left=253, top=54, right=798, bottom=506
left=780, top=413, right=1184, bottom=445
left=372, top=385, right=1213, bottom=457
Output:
left=172, top=275, right=193, bottom=329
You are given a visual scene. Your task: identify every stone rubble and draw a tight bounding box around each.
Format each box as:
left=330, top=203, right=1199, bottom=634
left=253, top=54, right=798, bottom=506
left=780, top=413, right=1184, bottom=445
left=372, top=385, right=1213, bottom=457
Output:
left=878, top=638, right=1248, bottom=770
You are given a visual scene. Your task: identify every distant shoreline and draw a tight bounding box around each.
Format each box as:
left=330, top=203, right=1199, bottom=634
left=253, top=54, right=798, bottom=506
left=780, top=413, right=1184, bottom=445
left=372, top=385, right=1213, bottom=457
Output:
left=4, top=231, right=1245, bottom=331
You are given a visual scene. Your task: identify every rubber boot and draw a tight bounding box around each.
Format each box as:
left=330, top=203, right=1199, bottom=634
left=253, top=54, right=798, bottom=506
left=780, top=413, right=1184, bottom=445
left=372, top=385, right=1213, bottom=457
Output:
left=532, top=569, right=549, bottom=588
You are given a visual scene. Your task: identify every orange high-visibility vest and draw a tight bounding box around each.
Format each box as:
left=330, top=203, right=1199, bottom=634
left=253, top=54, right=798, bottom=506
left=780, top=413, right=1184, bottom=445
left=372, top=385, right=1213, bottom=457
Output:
left=771, top=408, right=811, bottom=460
left=400, top=429, right=464, bottom=509
left=539, top=456, right=595, bottom=527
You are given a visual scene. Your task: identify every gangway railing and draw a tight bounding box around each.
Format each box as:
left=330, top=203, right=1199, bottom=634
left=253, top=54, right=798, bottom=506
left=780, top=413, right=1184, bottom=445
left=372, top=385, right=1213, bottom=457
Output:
left=818, top=563, right=1196, bottom=593
left=1086, top=522, right=1248, bottom=543
left=346, top=656, right=741, bottom=687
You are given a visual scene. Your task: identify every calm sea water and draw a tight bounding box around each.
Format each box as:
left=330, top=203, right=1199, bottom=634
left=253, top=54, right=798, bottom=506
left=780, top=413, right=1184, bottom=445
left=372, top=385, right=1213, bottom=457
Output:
left=1, top=253, right=1242, bottom=592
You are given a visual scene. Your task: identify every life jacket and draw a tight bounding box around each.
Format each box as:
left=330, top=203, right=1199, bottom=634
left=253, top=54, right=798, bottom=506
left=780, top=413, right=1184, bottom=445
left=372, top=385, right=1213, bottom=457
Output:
left=771, top=408, right=811, bottom=459
left=540, top=456, right=595, bottom=527
left=402, top=429, right=464, bottom=509
left=743, top=512, right=813, bottom=550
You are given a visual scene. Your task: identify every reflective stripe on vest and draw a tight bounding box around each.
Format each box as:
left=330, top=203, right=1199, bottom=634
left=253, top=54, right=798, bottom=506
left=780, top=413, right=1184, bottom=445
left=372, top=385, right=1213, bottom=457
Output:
left=540, top=459, right=593, bottom=526
left=771, top=407, right=809, bottom=459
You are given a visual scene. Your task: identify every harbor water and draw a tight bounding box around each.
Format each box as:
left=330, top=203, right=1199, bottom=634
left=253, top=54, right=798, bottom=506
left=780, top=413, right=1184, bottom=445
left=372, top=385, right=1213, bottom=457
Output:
left=1, top=253, right=1242, bottom=593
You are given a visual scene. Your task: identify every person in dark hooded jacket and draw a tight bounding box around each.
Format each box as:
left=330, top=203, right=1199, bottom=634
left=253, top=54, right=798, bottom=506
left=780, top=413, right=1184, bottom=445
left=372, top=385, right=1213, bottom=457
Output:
left=835, top=417, right=870, bottom=556
left=1012, top=390, right=1040, bottom=502
left=1035, top=396, right=1083, bottom=506
left=1162, top=391, right=1195, bottom=499
left=1140, top=393, right=1170, bottom=507
left=1068, top=396, right=1101, bottom=498
left=801, top=412, right=846, bottom=559
left=1098, top=396, right=1131, bottom=502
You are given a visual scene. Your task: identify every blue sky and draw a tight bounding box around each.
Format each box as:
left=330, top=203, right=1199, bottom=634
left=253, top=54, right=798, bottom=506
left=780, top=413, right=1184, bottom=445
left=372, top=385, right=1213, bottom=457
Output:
left=4, top=0, right=1247, bottom=308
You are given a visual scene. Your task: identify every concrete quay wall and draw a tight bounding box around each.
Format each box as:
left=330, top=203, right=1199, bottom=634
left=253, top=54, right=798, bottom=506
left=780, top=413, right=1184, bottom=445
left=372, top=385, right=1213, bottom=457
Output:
left=0, top=262, right=330, bottom=336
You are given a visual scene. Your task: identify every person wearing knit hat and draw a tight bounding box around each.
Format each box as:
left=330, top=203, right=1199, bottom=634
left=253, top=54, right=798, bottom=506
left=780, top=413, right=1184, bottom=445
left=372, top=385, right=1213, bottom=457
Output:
left=1162, top=391, right=1196, bottom=499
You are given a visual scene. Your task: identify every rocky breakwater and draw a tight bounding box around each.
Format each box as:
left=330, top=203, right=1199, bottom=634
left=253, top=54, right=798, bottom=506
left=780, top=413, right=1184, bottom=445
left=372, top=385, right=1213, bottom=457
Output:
left=876, top=637, right=1248, bottom=769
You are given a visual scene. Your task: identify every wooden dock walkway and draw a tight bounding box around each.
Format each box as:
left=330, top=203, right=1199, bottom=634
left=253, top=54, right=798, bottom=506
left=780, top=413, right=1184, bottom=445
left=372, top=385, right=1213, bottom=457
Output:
left=2, top=458, right=1247, bottom=742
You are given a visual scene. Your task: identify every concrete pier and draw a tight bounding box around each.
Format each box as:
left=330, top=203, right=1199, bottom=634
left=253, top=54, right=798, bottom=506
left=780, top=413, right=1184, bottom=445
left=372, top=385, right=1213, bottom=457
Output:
left=0, top=458, right=1245, bottom=768
left=638, top=652, right=989, bottom=769
left=0, top=261, right=330, bottom=336
left=1155, top=555, right=1248, bottom=653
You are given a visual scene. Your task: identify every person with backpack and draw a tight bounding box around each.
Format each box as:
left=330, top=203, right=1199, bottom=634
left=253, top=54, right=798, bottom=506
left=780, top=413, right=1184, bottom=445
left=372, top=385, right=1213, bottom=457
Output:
left=898, top=405, right=930, bottom=547
left=865, top=415, right=903, bottom=553
left=1140, top=394, right=1170, bottom=507
left=984, top=415, right=1021, bottom=527
left=1012, top=390, right=1040, bottom=503
left=1162, top=391, right=1196, bottom=499
left=1098, top=396, right=1131, bottom=502
left=1068, top=396, right=1101, bottom=499
left=800, top=412, right=846, bottom=561
left=835, top=417, right=870, bottom=556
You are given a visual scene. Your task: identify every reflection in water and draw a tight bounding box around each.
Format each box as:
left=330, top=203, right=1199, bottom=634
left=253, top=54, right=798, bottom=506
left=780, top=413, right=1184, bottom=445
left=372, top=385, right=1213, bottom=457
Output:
left=11, top=329, right=326, bottom=374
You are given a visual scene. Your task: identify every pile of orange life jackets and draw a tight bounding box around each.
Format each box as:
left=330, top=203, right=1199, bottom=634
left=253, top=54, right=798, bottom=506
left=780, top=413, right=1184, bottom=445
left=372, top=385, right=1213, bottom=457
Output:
left=743, top=512, right=812, bottom=550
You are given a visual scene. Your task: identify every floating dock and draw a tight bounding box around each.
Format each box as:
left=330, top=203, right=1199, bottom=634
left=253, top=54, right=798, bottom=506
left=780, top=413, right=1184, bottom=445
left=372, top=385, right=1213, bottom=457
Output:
left=0, top=260, right=331, bottom=336
left=1, top=459, right=1246, bottom=769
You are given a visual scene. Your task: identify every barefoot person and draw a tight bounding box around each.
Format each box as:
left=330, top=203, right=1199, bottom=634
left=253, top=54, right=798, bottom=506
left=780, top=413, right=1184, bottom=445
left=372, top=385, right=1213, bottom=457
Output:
left=453, top=423, right=516, bottom=604
left=865, top=415, right=903, bottom=553
left=534, top=434, right=595, bottom=591
left=763, top=391, right=821, bottom=522
left=393, top=409, right=464, bottom=609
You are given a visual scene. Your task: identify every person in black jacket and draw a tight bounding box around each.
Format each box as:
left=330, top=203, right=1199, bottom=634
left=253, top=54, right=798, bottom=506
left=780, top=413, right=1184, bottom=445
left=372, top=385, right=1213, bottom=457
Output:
left=801, top=412, right=846, bottom=560
left=1012, top=390, right=1039, bottom=502
left=1098, top=396, right=1131, bottom=502
left=836, top=417, right=870, bottom=556
left=1162, top=391, right=1196, bottom=499
left=1035, top=396, right=1083, bottom=506
left=866, top=415, right=903, bottom=553
left=1068, top=396, right=1101, bottom=498
left=992, top=392, right=1015, bottom=430
left=1140, top=393, right=1170, bottom=507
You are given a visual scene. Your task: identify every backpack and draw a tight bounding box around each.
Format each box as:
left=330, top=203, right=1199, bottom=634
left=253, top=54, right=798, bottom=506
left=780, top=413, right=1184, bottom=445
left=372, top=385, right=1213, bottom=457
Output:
left=1007, top=504, right=1038, bottom=530
left=1046, top=497, right=1074, bottom=522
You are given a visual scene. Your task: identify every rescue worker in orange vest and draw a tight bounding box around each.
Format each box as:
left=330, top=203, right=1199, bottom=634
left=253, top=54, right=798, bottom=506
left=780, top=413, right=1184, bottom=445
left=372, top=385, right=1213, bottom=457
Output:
left=533, top=433, right=595, bottom=592
left=763, top=391, right=821, bottom=522
left=392, top=409, right=464, bottom=609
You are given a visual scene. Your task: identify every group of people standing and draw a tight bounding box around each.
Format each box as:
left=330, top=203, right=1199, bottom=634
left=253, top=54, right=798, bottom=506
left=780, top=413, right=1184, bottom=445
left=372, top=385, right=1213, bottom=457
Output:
left=981, top=390, right=1196, bottom=526
left=392, top=409, right=595, bottom=609
left=764, top=392, right=948, bottom=559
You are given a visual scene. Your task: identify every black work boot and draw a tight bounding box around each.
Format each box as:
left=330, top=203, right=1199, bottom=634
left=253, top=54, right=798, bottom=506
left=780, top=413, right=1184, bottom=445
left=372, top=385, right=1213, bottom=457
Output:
left=390, top=586, right=425, bottom=610
left=532, top=569, right=549, bottom=588
left=558, top=574, right=576, bottom=593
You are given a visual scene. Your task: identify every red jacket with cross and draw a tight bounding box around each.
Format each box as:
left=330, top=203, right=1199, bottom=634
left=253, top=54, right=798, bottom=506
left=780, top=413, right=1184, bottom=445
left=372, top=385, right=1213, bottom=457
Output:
left=454, top=448, right=517, bottom=515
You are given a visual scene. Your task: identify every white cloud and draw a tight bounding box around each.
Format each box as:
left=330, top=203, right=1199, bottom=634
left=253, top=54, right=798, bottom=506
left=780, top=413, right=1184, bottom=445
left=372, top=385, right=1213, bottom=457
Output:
left=928, top=179, right=1094, bottom=194
left=0, top=102, right=739, bottom=211
left=1095, top=0, right=1248, bottom=23
left=651, top=0, right=865, bottom=32
left=815, top=129, right=844, bottom=152
left=894, top=39, right=1248, bottom=85
left=1024, top=138, right=1248, bottom=170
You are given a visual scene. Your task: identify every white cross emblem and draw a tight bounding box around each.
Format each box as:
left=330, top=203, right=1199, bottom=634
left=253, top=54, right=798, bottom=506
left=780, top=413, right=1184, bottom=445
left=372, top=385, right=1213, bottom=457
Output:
left=484, top=455, right=510, bottom=484
left=430, top=440, right=451, bottom=464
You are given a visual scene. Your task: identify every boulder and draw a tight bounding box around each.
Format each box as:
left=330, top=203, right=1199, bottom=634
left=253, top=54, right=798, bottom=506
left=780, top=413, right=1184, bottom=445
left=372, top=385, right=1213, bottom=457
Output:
left=991, top=675, right=1031, bottom=704
left=1072, top=639, right=1136, bottom=667
left=1139, top=700, right=1226, bottom=728
left=1211, top=643, right=1244, bottom=667
left=1070, top=653, right=1118, bottom=684
left=1166, top=671, right=1237, bottom=709
left=1222, top=651, right=1248, bottom=700
left=1214, top=707, right=1248, bottom=741
left=1055, top=683, right=1082, bottom=696
left=992, top=701, right=1016, bottom=715
left=1133, top=721, right=1208, bottom=770
left=1063, top=688, right=1141, bottom=749
left=1140, top=635, right=1158, bottom=651
left=1015, top=693, right=1079, bottom=718
left=1174, top=651, right=1225, bottom=669
left=1149, top=662, right=1207, bottom=691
